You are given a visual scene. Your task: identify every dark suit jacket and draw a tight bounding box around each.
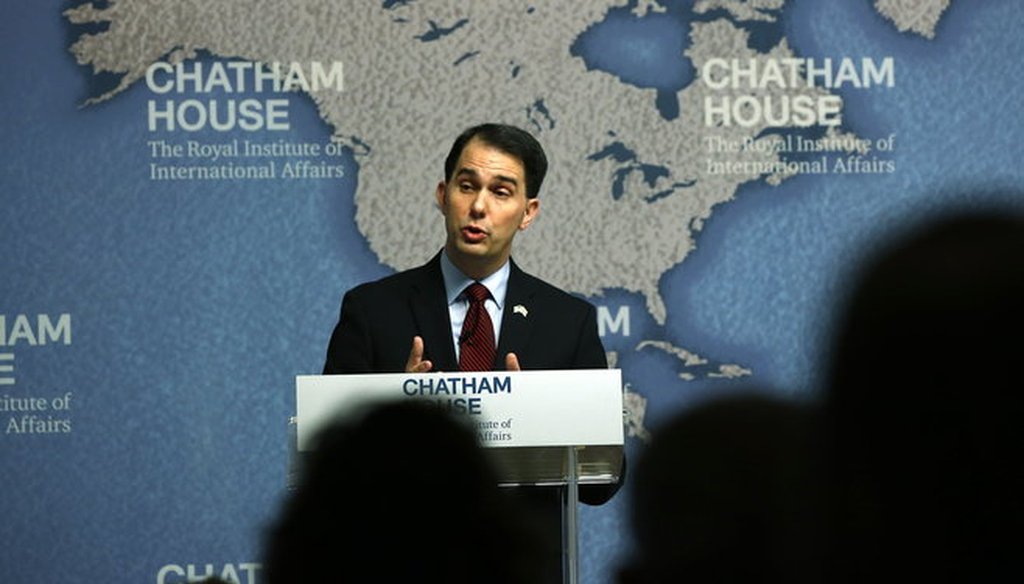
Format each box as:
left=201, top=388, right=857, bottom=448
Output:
left=324, top=252, right=607, bottom=374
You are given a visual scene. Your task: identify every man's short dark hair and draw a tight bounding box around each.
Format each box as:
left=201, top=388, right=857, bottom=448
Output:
left=444, top=123, right=548, bottom=199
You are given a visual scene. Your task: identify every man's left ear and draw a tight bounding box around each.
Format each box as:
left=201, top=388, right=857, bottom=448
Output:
left=519, top=198, right=540, bottom=230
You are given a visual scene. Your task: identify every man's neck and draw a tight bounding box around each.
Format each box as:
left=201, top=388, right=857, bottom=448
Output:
left=444, top=248, right=509, bottom=281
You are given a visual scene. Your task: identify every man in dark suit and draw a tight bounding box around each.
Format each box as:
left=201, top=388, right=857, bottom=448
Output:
left=322, top=123, right=620, bottom=581
left=324, top=122, right=606, bottom=375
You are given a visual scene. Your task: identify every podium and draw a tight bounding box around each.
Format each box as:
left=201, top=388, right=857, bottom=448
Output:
left=294, top=369, right=625, bottom=584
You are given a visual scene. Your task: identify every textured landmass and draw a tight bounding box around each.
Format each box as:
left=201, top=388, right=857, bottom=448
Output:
left=637, top=340, right=708, bottom=367
left=607, top=351, right=651, bottom=441
left=637, top=339, right=751, bottom=381
left=874, top=0, right=951, bottom=39
left=66, top=0, right=851, bottom=327
left=623, top=386, right=652, bottom=442
left=66, top=0, right=877, bottom=439
left=694, top=0, right=785, bottom=22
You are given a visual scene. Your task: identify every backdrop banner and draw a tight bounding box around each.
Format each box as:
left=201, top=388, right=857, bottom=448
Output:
left=2, top=2, right=1022, bottom=583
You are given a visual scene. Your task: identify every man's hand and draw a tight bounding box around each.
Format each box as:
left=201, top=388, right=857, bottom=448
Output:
left=405, top=336, right=433, bottom=373
left=504, top=352, right=521, bottom=371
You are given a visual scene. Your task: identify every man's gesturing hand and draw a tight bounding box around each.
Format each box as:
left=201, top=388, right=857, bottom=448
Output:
left=405, top=335, right=433, bottom=373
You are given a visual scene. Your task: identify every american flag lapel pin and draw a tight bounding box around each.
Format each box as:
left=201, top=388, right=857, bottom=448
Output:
left=513, top=304, right=528, bottom=317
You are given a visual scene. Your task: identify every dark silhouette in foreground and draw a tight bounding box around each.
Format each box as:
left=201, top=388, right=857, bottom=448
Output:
left=264, top=400, right=546, bottom=584
left=618, top=392, right=823, bottom=583
left=822, top=210, right=1024, bottom=582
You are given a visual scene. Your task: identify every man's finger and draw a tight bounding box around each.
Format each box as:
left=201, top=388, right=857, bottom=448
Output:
left=504, top=352, right=521, bottom=371
left=406, top=336, right=432, bottom=373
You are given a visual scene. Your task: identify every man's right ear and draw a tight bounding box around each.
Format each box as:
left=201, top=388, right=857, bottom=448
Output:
left=435, top=181, right=447, bottom=210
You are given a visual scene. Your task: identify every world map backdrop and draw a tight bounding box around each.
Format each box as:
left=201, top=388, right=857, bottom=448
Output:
left=2, top=1, right=1022, bottom=582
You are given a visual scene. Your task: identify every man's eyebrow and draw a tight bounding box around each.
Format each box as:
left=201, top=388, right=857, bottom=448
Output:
left=455, top=167, right=519, bottom=186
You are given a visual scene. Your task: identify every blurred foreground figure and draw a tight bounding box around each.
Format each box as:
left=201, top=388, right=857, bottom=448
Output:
left=263, top=400, right=545, bottom=584
left=822, top=209, right=1024, bottom=582
left=618, top=392, right=822, bottom=584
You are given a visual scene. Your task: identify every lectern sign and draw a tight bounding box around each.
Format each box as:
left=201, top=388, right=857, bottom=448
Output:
left=295, top=369, right=624, bottom=451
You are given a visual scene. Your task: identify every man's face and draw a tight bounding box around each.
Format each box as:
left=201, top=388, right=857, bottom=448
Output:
left=436, top=137, right=539, bottom=279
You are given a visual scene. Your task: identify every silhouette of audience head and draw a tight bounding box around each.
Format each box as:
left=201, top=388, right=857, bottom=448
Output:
left=618, top=392, right=822, bottom=584
left=263, top=399, right=543, bottom=584
left=822, top=209, right=1024, bottom=581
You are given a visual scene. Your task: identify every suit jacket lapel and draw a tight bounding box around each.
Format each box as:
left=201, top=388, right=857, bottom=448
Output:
left=409, top=253, right=459, bottom=372
left=496, top=259, right=536, bottom=368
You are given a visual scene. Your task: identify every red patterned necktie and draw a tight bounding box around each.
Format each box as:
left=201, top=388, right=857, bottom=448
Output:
left=459, top=283, right=496, bottom=371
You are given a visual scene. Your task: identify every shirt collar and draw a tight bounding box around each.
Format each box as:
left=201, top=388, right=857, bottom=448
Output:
left=440, top=250, right=509, bottom=309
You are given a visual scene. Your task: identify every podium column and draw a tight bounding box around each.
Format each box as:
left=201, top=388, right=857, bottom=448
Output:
left=563, top=445, right=580, bottom=584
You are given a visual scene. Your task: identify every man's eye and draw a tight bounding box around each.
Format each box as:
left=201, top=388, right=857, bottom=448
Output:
left=459, top=183, right=475, bottom=192
left=494, top=189, right=511, bottom=198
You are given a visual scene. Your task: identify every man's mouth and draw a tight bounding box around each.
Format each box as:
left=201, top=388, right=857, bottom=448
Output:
left=461, top=225, right=487, bottom=243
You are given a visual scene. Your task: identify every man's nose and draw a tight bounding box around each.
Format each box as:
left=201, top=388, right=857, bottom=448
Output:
left=469, top=191, right=487, bottom=214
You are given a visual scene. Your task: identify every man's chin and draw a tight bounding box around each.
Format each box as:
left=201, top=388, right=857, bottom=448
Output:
left=452, top=240, right=489, bottom=256
left=448, top=243, right=508, bottom=273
